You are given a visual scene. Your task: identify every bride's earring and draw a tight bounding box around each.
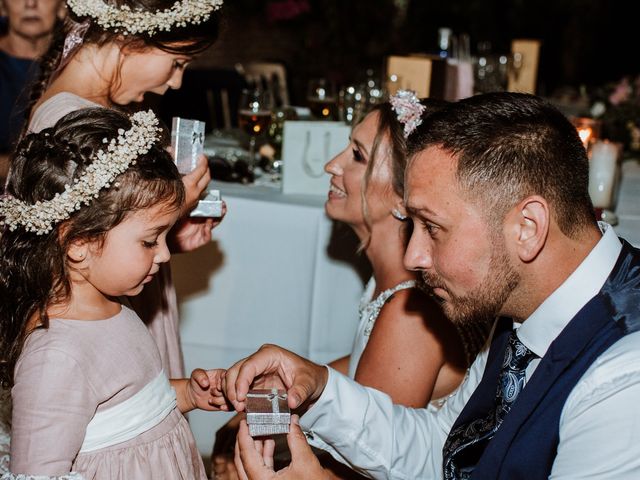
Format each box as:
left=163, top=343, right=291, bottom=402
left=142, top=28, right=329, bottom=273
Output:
left=391, top=208, right=407, bottom=221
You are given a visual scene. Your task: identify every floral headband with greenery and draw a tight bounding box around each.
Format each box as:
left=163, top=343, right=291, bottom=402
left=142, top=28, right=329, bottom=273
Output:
left=66, top=0, right=224, bottom=36
left=0, top=110, right=162, bottom=235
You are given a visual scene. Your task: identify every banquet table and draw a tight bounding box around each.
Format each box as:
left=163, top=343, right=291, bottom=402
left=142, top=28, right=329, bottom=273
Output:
left=170, top=180, right=370, bottom=454
left=612, top=159, right=640, bottom=247
left=172, top=159, right=640, bottom=455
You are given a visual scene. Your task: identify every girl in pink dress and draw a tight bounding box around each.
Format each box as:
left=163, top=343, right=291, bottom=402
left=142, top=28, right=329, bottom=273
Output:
left=0, top=107, right=228, bottom=479
left=22, top=0, right=228, bottom=380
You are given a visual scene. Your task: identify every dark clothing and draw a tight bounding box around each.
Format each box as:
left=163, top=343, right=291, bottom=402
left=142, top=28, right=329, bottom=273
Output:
left=0, top=49, right=37, bottom=153
left=445, top=240, right=640, bottom=479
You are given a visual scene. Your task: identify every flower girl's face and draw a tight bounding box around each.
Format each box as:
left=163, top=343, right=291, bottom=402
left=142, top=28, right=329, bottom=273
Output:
left=324, top=111, right=398, bottom=234
left=113, top=46, right=193, bottom=104
left=80, top=201, right=180, bottom=297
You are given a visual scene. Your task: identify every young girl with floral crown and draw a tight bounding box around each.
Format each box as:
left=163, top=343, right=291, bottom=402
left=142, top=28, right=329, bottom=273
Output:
left=22, top=0, right=227, bottom=381
left=0, top=107, right=228, bottom=479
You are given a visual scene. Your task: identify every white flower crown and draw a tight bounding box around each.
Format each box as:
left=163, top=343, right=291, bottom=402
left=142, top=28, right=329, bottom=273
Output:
left=0, top=110, right=162, bottom=236
left=66, top=0, right=223, bottom=36
left=390, top=90, right=426, bottom=138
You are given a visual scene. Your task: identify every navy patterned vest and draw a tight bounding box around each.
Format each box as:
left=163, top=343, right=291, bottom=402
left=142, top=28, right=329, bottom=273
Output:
left=444, top=239, right=640, bottom=479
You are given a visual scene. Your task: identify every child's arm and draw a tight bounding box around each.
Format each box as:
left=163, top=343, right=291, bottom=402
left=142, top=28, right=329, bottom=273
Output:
left=171, top=368, right=229, bottom=413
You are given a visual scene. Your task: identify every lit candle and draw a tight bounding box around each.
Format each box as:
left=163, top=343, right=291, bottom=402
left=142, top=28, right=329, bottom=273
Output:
left=571, top=117, right=601, bottom=151
left=577, top=126, right=593, bottom=149
left=588, top=140, right=619, bottom=208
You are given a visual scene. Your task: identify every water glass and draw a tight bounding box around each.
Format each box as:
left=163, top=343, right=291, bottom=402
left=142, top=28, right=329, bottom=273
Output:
left=589, top=140, right=621, bottom=224
left=238, top=88, right=273, bottom=165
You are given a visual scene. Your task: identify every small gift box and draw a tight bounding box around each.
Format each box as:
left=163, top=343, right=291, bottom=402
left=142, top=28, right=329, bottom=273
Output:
left=246, top=388, right=290, bottom=436
left=190, top=189, right=223, bottom=218
left=171, top=117, right=205, bottom=174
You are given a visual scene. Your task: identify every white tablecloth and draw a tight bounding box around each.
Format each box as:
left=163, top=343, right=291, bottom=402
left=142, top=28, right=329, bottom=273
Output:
left=171, top=181, right=369, bottom=454
left=613, top=159, right=640, bottom=246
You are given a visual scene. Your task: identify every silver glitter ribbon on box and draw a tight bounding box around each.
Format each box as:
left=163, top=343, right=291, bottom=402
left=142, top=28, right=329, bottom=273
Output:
left=246, top=388, right=290, bottom=436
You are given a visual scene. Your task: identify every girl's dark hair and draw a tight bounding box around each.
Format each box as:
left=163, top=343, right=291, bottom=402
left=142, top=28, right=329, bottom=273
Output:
left=0, top=107, right=185, bottom=387
left=24, top=0, right=221, bottom=121
left=358, top=98, right=448, bottom=250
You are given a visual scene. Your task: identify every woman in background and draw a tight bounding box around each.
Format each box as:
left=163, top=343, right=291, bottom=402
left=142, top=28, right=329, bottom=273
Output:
left=325, top=93, right=471, bottom=408
left=0, top=0, right=65, bottom=180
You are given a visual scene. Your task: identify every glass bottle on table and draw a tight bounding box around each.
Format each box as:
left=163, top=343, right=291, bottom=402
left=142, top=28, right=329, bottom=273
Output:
left=238, top=87, right=273, bottom=166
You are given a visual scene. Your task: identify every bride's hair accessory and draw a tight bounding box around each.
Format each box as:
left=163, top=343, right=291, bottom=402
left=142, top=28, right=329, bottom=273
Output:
left=0, top=110, right=161, bottom=235
left=65, top=0, right=223, bottom=36
left=390, top=90, right=426, bottom=138
left=61, top=19, right=91, bottom=63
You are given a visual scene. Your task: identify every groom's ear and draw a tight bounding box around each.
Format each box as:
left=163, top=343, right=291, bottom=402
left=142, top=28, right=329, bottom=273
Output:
left=505, top=195, right=549, bottom=263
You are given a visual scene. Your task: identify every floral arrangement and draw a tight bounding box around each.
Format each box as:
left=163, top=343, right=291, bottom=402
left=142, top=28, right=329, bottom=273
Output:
left=390, top=90, right=426, bottom=138
left=591, top=75, right=640, bottom=152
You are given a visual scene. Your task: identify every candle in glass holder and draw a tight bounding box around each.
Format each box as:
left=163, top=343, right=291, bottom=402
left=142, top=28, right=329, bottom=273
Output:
left=571, top=117, right=601, bottom=151
left=588, top=140, right=619, bottom=208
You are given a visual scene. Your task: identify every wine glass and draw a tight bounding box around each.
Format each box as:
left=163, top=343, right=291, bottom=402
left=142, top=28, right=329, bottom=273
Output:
left=238, top=88, right=273, bottom=166
left=307, top=78, right=337, bottom=120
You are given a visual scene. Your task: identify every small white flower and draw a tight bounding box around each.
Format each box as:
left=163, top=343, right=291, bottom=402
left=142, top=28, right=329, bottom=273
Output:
left=66, top=0, right=223, bottom=36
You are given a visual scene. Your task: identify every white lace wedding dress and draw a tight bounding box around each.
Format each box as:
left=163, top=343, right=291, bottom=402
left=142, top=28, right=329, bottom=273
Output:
left=348, top=277, right=464, bottom=410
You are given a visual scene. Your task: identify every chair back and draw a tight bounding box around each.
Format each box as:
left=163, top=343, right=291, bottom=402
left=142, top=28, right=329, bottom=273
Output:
left=157, top=68, right=247, bottom=131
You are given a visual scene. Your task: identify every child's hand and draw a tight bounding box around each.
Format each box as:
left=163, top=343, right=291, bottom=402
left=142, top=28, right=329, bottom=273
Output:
left=174, top=368, right=229, bottom=413
left=167, top=202, right=227, bottom=254
left=190, top=368, right=228, bottom=412
left=181, top=155, right=211, bottom=214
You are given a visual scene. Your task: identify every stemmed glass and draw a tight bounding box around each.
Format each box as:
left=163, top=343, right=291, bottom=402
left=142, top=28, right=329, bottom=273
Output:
left=307, top=78, right=337, bottom=120
left=238, top=88, right=273, bottom=166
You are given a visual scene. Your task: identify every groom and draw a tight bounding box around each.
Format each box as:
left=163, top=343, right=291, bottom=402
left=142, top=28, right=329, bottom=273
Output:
left=226, top=92, right=640, bottom=479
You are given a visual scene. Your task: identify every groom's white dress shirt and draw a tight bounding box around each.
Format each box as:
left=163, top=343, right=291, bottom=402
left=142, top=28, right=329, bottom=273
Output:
left=301, top=225, right=640, bottom=479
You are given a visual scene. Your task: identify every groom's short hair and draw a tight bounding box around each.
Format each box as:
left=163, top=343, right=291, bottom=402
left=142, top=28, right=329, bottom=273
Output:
left=407, top=92, right=597, bottom=237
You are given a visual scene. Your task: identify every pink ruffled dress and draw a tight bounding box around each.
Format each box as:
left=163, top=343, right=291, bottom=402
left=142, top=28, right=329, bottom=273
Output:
left=6, top=306, right=206, bottom=480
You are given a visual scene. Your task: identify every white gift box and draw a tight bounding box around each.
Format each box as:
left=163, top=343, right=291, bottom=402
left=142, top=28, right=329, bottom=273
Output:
left=281, top=121, right=351, bottom=196
left=171, top=117, right=205, bottom=174
left=246, top=388, right=290, bottom=436
left=190, top=189, right=223, bottom=218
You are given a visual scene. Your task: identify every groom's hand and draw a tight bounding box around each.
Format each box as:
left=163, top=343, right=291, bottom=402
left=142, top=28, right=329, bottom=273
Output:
left=224, top=344, right=329, bottom=413
left=234, top=415, right=331, bottom=480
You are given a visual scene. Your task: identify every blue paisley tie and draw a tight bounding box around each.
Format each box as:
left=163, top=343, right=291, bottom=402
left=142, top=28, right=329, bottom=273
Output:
left=443, top=330, right=537, bottom=480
